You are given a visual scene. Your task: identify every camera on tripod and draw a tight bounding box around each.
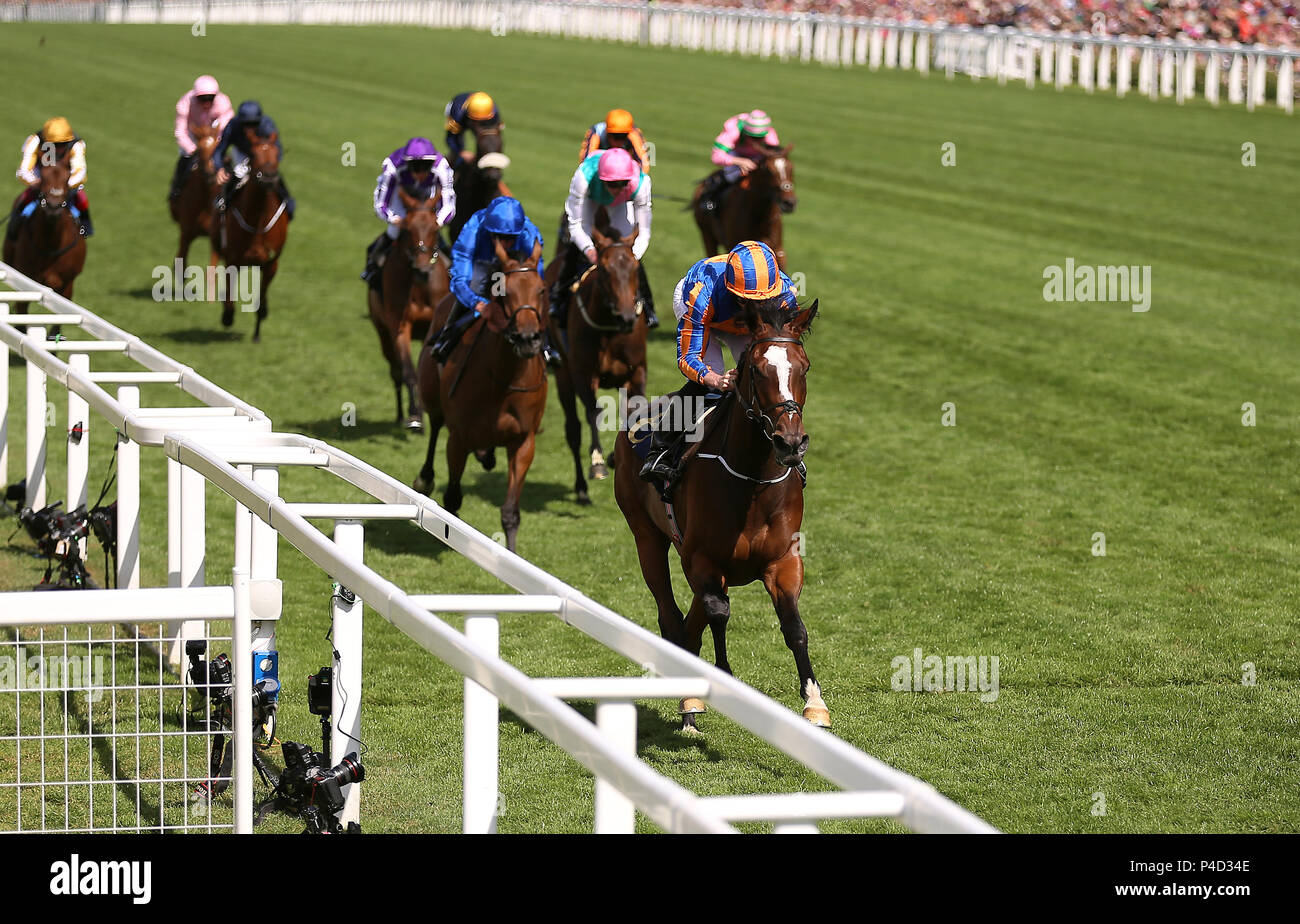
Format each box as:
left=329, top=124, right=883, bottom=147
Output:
left=274, top=742, right=365, bottom=835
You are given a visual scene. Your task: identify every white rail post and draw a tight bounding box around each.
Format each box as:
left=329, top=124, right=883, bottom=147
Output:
left=593, top=700, right=638, bottom=833
left=917, top=31, right=929, bottom=75
left=332, top=519, right=364, bottom=827
left=463, top=611, right=499, bottom=833
left=66, top=353, right=89, bottom=560
left=167, top=457, right=181, bottom=586
left=774, top=821, right=821, bottom=834
left=1080, top=41, right=1094, bottom=93
left=116, top=387, right=140, bottom=589
left=171, top=461, right=206, bottom=667
left=0, top=300, right=8, bottom=489
left=1118, top=44, right=1132, bottom=96
left=1205, top=52, right=1221, bottom=105
left=1098, top=42, right=1111, bottom=91
left=24, top=325, right=46, bottom=509
left=250, top=465, right=279, bottom=655
left=232, top=567, right=253, bottom=833
left=1280, top=58, right=1294, bottom=114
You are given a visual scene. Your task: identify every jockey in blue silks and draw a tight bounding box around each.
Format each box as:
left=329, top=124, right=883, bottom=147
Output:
left=430, top=195, right=561, bottom=368
left=214, top=100, right=294, bottom=219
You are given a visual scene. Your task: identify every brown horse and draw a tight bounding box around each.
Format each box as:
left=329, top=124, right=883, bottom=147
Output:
left=692, top=147, right=797, bottom=270
left=367, top=188, right=451, bottom=431
left=412, top=238, right=548, bottom=552
left=448, top=125, right=510, bottom=243
left=613, top=298, right=823, bottom=729
left=3, top=157, right=86, bottom=299
left=213, top=127, right=289, bottom=341
left=546, top=214, right=647, bottom=505
left=170, top=123, right=222, bottom=267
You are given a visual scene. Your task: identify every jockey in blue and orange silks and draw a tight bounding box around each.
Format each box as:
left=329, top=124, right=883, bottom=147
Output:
left=640, top=240, right=799, bottom=483
left=361, top=137, right=456, bottom=283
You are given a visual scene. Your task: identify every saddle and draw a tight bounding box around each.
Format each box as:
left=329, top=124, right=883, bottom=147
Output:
left=631, top=387, right=729, bottom=502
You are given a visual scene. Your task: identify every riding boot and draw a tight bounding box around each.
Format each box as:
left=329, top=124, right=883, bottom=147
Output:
left=548, top=242, right=572, bottom=326
left=542, top=331, right=563, bottom=370
left=79, top=208, right=94, bottom=237
left=637, top=379, right=709, bottom=489
left=5, top=203, right=23, bottom=244
left=698, top=171, right=729, bottom=213
left=637, top=262, right=659, bottom=329
left=361, top=233, right=394, bottom=283
left=169, top=153, right=194, bottom=200
left=431, top=301, right=476, bottom=362
left=277, top=178, right=296, bottom=220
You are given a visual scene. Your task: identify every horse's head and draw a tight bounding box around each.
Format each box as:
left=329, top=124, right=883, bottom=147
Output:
left=591, top=210, right=641, bottom=334
left=764, top=145, right=797, bottom=214
left=487, top=236, right=545, bottom=358
left=244, top=127, right=281, bottom=187
left=194, top=123, right=221, bottom=177
left=398, top=188, right=441, bottom=280
left=738, top=297, right=817, bottom=468
left=37, top=158, right=71, bottom=215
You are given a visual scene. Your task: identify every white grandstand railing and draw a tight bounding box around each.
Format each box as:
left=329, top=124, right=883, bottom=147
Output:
left=3, top=0, right=1295, bottom=113
left=1, top=262, right=995, bottom=833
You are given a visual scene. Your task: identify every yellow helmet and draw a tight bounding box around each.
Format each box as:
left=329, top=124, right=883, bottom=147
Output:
left=42, top=117, right=74, bottom=143
left=605, top=109, right=635, bottom=134
left=466, top=92, right=495, bottom=120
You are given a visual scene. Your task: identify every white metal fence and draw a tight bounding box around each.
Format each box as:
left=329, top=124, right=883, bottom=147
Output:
left=3, top=0, right=1295, bottom=113
left=0, top=262, right=995, bottom=833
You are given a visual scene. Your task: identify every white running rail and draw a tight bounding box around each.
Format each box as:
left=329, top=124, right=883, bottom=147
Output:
left=0, top=262, right=995, bottom=833
left=3, top=1, right=1294, bottom=113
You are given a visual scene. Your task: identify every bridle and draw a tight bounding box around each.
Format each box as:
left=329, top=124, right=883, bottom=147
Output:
left=577, top=241, right=642, bottom=332
left=494, top=263, right=544, bottom=341
left=735, top=335, right=805, bottom=444
left=401, top=198, right=440, bottom=268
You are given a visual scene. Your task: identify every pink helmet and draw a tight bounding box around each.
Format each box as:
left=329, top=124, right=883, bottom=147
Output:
left=193, top=75, right=220, bottom=96
left=597, top=147, right=638, bottom=182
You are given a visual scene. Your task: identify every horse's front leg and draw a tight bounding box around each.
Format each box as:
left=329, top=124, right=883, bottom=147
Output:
left=763, top=552, right=828, bottom=728
left=500, top=431, right=536, bottom=553
left=679, top=559, right=728, bottom=731
left=397, top=311, right=423, bottom=431
left=554, top=364, right=589, bottom=504
left=576, top=373, right=607, bottom=480
left=253, top=259, right=276, bottom=343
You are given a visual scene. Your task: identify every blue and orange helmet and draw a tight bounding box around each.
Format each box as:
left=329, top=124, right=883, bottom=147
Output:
left=724, top=241, right=783, bottom=299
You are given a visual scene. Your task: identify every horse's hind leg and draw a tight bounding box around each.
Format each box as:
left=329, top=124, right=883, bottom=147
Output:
left=413, top=415, right=441, bottom=496
left=555, top=368, right=589, bottom=504
left=397, top=316, right=423, bottom=431
left=442, top=428, right=469, bottom=516
left=253, top=260, right=276, bottom=343
left=763, top=553, right=829, bottom=728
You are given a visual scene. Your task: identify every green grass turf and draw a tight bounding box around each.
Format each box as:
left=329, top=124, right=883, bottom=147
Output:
left=1, top=23, right=1298, bottom=833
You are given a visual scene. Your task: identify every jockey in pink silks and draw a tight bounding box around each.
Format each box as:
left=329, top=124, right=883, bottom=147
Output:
left=169, top=75, right=234, bottom=200
left=697, top=109, right=782, bottom=213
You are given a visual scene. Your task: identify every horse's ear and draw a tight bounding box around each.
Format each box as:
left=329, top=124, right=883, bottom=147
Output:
left=528, top=238, right=543, bottom=267
left=791, top=299, right=818, bottom=336
left=398, top=188, right=415, bottom=210
left=781, top=144, right=794, bottom=156
left=267, top=131, right=278, bottom=145
left=493, top=234, right=512, bottom=269
left=590, top=226, right=611, bottom=251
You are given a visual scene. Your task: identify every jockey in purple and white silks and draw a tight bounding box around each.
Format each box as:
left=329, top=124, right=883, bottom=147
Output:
left=362, top=137, right=456, bottom=283
left=548, top=147, right=658, bottom=330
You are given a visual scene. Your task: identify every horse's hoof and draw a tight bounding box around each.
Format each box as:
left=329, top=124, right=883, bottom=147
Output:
left=679, top=720, right=703, bottom=737
left=679, top=697, right=707, bottom=716
left=220, top=308, right=234, bottom=327
left=412, top=477, right=431, bottom=495
left=801, top=705, right=832, bottom=728
left=404, top=417, right=423, bottom=433
left=476, top=449, right=496, bottom=471
left=590, top=463, right=608, bottom=481
left=575, top=491, right=591, bottom=506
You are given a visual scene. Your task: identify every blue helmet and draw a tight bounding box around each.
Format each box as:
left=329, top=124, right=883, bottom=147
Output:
left=235, top=100, right=264, bottom=123
left=482, top=196, right=525, bottom=236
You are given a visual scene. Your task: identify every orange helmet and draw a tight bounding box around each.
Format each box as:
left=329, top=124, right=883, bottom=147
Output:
left=605, top=109, right=635, bottom=134
left=466, top=92, right=495, bottom=120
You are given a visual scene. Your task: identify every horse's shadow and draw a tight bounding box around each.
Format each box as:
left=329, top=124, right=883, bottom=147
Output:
left=501, top=701, right=727, bottom=760
left=361, top=517, right=453, bottom=561
left=158, top=326, right=242, bottom=345
left=452, top=468, right=578, bottom=514
left=284, top=415, right=416, bottom=445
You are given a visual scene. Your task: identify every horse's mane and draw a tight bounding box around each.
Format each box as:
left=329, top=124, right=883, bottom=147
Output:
left=747, top=296, right=814, bottom=336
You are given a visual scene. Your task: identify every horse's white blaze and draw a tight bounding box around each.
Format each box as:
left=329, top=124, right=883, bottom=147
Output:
left=774, top=158, right=787, bottom=178
left=765, top=344, right=794, bottom=402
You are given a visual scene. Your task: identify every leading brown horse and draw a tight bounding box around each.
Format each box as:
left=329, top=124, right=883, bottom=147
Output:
left=412, top=238, right=548, bottom=552
left=367, top=188, right=450, bottom=431
left=213, top=126, right=289, bottom=341
left=3, top=157, right=86, bottom=299
left=170, top=122, right=222, bottom=267
left=546, top=212, right=647, bottom=505
left=692, top=148, right=797, bottom=271
left=613, top=297, right=823, bottom=729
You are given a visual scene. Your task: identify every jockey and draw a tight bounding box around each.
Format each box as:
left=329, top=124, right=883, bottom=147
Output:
left=362, top=137, right=456, bottom=284
left=577, top=109, right=651, bottom=173
left=430, top=195, right=561, bottom=368
left=639, top=241, right=799, bottom=484
left=168, top=75, right=234, bottom=200
left=698, top=110, right=781, bottom=213
left=214, top=100, right=294, bottom=219
left=444, top=91, right=501, bottom=164
left=550, top=147, right=657, bottom=331
left=8, top=117, right=93, bottom=241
